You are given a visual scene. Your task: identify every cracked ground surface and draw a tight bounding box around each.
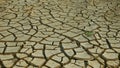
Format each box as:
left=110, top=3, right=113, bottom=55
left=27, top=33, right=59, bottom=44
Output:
left=0, top=0, right=120, bottom=68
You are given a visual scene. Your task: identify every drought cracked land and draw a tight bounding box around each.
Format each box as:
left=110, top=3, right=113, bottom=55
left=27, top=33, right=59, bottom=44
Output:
left=0, top=0, right=120, bottom=68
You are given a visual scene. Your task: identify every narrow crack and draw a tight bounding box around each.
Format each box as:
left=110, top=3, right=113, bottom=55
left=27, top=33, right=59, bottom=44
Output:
left=42, top=44, right=48, bottom=61
left=59, top=41, right=70, bottom=59
left=105, top=38, right=112, bottom=49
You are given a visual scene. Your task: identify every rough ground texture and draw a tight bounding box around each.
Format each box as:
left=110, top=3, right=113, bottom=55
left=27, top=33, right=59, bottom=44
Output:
left=0, top=0, right=120, bottom=68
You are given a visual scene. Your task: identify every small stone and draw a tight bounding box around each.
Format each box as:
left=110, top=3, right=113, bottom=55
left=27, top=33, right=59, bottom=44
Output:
left=94, top=33, right=101, bottom=39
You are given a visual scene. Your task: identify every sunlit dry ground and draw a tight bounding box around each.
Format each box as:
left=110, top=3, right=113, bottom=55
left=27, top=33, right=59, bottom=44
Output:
left=0, top=0, right=120, bottom=68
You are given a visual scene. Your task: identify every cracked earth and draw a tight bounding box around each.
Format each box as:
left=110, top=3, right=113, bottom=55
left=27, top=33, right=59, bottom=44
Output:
left=0, top=0, right=120, bottom=68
